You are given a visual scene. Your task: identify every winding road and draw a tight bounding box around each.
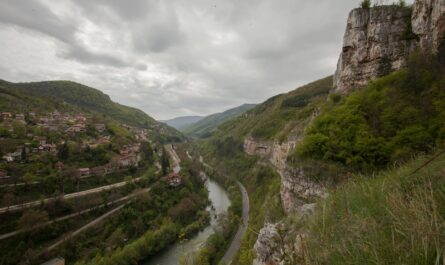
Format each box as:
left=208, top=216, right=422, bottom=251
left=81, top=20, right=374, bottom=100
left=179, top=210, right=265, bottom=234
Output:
left=198, top=155, right=250, bottom=265
left=221, top=181, right=249, bottom=265
left=0, top=177, right=142, bottom=214
left=0, top=188, right=150, bottom=241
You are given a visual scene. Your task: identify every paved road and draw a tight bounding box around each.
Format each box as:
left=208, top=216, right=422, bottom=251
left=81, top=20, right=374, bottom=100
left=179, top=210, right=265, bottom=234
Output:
left=0, top=177, right=142, bottom=214
left=0, top=181, right=40, bottom=188
left=0, top=188, right=150, bottom=241
left=221, top=181, right=250, bottom=265
left=46, top=202, right=130, bottom=251
left=199, top=155, right=250, bottom=264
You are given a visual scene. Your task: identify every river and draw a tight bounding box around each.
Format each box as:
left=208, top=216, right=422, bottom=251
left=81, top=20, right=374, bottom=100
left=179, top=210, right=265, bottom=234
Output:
left=141, top=178, right=231, bottom=265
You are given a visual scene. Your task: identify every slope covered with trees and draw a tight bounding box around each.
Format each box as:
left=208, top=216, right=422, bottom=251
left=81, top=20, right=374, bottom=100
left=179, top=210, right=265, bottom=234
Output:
left=183, top=103, right=256, bottom=138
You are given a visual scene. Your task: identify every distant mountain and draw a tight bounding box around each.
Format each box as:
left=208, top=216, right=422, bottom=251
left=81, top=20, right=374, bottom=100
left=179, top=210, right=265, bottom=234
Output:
left=183, top=103, right=256, bottom=138
left=161, top=116, right=203, bottom=130
left=0, top=79, right=184, bottom=143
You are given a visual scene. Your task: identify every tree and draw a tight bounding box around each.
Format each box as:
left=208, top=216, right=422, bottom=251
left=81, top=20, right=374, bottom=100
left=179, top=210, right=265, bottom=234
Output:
left=2, top=192, right=15, bottom=211
left=21, top=146, right=27, bottom=161
left=141, top=141, right=154, bottom=163
left=161, top=148, right=170, bottom=175
left=17, top=209, right=49, bottom=230
left=58, top=142, right=69, bottom=160
left=361, top=0, right=371, bottom=8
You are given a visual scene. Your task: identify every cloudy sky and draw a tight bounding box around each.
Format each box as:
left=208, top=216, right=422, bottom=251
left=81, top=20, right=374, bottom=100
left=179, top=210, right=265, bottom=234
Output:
left=0, top=0, right=386, bottom=120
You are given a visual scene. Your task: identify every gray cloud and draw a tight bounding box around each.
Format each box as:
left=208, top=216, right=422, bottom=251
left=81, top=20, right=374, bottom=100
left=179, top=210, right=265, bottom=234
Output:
left=0, top=0, right=413, bottom=119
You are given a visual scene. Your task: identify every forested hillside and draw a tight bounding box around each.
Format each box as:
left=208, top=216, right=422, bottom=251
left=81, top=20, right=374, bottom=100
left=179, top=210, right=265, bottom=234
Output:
left=183, top=103, right=256, bottom=138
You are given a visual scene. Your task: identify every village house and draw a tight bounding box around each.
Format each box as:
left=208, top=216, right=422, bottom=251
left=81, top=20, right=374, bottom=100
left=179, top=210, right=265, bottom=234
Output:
left=39, top=143, right=57, bottom=153
left=165, top=173, right=183, bottom=187
left=15, top=113, right=25, bottom=122
left=1, top=112, right=12, bottom=121
left=66, top=123, right=86, bottom=134
left=77, top=168, right=90, bottom=178
left=3, top=149, right=22, bottom=162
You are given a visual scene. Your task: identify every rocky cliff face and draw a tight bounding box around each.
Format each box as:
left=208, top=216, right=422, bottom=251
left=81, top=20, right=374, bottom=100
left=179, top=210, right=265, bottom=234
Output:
left=334, top=0, right=445, bottom=94
left=244, top=137, right=325, bottom=214
left=244, top=137, right=296, bottom=170
left=412, top=0, right=445, bottom=51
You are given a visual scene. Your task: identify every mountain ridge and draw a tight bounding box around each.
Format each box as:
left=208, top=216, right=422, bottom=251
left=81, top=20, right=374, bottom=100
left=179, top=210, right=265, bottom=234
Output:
left=182, top=103, right=257, bottom=138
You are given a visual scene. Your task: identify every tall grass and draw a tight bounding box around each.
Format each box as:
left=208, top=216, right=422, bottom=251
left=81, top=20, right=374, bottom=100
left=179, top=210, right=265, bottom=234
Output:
left=302, top=153, right=445, bottom=265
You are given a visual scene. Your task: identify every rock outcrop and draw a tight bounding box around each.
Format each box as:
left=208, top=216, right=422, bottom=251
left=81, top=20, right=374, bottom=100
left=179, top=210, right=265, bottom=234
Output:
left=279, top=167, right=326, bottom=214
left=244, top=137, right=326, bottom=214
left=244, top=137, right=296, bottom=170
left=253, top=223, right=282, bottom=265
left=334, top=0, right=445, bottom=94
left=412, top=0, right=445, bottom=51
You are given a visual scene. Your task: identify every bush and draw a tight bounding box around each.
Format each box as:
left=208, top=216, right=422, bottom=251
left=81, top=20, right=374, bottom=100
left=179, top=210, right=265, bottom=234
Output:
left=297, top=51, right=445, bottom=171
left=361, top=0, right=371, bottom=9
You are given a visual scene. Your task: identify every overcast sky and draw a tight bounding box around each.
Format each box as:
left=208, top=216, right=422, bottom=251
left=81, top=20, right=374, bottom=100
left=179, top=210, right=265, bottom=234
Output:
left=0, top=0, right=394, bottom=120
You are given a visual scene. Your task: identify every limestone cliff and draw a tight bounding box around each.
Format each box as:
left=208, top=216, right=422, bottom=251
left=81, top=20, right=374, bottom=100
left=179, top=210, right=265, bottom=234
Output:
left=334, top=0, right=445, bottom=93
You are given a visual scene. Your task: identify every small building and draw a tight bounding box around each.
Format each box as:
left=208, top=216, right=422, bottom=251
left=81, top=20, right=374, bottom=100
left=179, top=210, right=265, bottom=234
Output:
left=15, top=114, right=25, bottom=121
left=66, top=124, right=86, bottom=133
left=40, top=143, right=57, bottom=153
left=3, top=149, right=22, bottom=162
left=0, top=112, right=12, bottom=121
left=165, top=173, right=183, bottom=187
left=77, top=168, right=90, bottom=178
left=41, top=257, right=65, bottom=265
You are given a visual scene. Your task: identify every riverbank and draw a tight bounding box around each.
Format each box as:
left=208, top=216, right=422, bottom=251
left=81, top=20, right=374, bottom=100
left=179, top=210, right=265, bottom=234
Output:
left=141, top=178, right=231, bottom=265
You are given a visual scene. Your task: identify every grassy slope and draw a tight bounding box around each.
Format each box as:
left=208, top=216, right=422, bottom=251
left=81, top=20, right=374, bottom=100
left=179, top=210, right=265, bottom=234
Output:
left=208, top=76, right=332, bottom=143
left=302, top=152, right=445, bottom=265
left=183, top=104, right=256, bottom=138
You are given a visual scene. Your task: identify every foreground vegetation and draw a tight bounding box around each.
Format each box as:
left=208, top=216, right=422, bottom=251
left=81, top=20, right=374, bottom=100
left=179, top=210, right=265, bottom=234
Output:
left=296, top=52, right=445, bottom=171
left=300, top=152, right=445, bottom=265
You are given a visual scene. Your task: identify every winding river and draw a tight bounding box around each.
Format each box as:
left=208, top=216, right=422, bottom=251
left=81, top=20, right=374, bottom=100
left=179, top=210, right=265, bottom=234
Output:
left=141, top=178, right=231, bottom=265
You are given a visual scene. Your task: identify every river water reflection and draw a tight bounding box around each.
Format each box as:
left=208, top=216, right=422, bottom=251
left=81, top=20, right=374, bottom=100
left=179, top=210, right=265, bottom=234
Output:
left=141, top=178, right=230, bottom=265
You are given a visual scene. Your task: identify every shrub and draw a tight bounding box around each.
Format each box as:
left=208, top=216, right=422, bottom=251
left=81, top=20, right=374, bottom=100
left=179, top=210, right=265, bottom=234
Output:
left=361, top=0, right=371, bottom=9
left=297, top=51, right=445, bottom=171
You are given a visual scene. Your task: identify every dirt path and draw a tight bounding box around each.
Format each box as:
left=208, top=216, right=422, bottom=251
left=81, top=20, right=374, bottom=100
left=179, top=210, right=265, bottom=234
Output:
left=0, top=177, right=142, bottom=214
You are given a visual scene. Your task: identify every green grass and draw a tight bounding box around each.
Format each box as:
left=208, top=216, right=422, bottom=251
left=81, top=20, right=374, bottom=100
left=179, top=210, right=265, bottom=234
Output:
left=301, top=152, right=445, bottom=265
